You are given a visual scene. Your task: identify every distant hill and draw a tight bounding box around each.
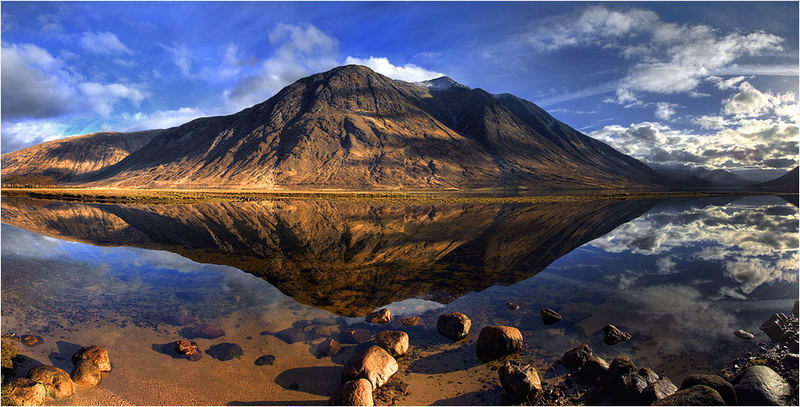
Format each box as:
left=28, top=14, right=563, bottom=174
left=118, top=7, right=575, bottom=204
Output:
left=755, top=167, right=799, bottom=192
left=3, top=65, right=666, bottom=190
left=653, top=165, right=753, bottom=187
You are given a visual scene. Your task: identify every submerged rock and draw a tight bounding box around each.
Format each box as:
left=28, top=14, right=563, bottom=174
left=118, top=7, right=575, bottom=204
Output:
left=206, top=343, right=243, bottom=361
left=20, top=335, right=42, bottom=347
left=27, top=365, right=74, bottom=399
left=346, top=329, right=374, bottom=344
left=4, top=378, right=46, bottom=406
left=399, top=316, right=421, bottom=326
left=680, top=374, right=737, bottom=406
left=734, top=329, right=755, bottom=340
left=71, top=359, right=102, bottom=386
left=375, top=331, right=409, bottom=357
left=437, top=312, right=471, bottom=340
left=72, top=345, right=111, bottom=372
left=328, top=378, right=374, bottom=406
left=641, top=377, right=678, bottom=404
left=540, top=308, right=562, bottom=325
left=603, top=324, right=631, bottom=345
left=316, top=338, right=342, bottom=357
left=562, top=344, right=592, bottom=372
left=476, top=326, right=522, bottom=361
left=506, top=302, right=520, bottom=311
left=275, top=327, right=305, bottom=344
left=365, top=308, right=391, bottom=324
left=180, top=323, right=225, bottom=340
left=254, top=355, right=276, bottom=366
left=341, top=345, right=398, bottom=389
left=732, top=365, right=792, bottom=405
left=653, top=385, right=725, bottom=405
left=498, top=360, right=541, bottom=402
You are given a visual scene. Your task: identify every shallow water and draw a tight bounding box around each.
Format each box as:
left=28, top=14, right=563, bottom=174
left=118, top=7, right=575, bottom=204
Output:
left=1, top=195, right=797, bottom=405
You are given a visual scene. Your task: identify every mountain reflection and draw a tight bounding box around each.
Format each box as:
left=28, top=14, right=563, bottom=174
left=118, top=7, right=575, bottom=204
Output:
left=2, top=197, right=653, bottom=316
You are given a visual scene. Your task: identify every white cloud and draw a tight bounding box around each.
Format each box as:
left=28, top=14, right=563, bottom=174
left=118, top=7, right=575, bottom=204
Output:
left=722, top=81, right=796, bottom=118
left=694, top=115, right=728, bottom=130
left=159, top=42, right=193, bottom=77
left=654, top=102, right=677, bottom=120
left=124, top=107, right=211, bottom=130
left=1, top=119, right=77, bottom=152
left=79, top=31, right=132, bottom=55
left=78, top=82, right=146, bottom=116
left=343, top=56, right=443, bottom=82
left=711, top=75, right=748, bottom=90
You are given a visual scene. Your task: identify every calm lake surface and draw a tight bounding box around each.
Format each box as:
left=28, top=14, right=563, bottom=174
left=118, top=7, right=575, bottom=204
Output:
left=1, top=195, right=797, bottom=405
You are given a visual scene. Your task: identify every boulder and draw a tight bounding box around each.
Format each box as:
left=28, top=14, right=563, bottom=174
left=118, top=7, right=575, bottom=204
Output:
left=436, top=312, right=471, bottom=340
left=26, top=365, right=74, bottom=399
left=328, top=378, right=374, bottom=406
left=476, top=326, right=522, bottom=361
left=641, top=377, right=678, bottom=404
left=174, top=339, right=199, bottom=356
left=71, top=359, right=102, bottom=386
left=72, top=345, right=111, bottom=372
left=399, top=317, right=421, bottom=326
left=603, top=324, right=631, bottom=345
left=540, top=308, right=562, bottom=325
left=576, top=355, right=609, bottom=385
left=365, top=308, right=391, bottom=324
left=341, top=346, right=398, bottom=389
left=760, top=313, right=790, bottom=342
left=562, top=344, right=591, bottom=372
left=375, top=331, right=409, bottom=357
left=4, top=378, right=46, bottom=406
left=680, top=374, right=737, bottom=406
left=600, top=356, right=655, bottom=404
left=498, top=360, right=541, bottom=402
left=317, top=338, right=342, bottom=357
left=206, top=343, right=243, bottom=361
left=180, top=323, right=225, bottom=339
left=734, top=329, right=755, bottom=340
left=652, top=385, right=725, bottom=405
left=732, top=365, right=793, bottom=405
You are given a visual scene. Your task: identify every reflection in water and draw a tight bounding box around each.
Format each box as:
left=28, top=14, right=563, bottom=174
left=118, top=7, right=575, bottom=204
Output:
left=1, top=197, right=653, bottom=316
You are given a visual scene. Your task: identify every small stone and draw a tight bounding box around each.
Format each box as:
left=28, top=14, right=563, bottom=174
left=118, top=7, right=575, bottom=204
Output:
left=498, top=360, right=541, bottom=402
left=341, top=346, right=398, bottom=389
left=603, top=324, right=631, bottom=345
left=27, top=365, right=74, bottom=399
left=506, top=302, right=520, bottom=311
left=255, top=355, right=276, bottom=366
left=180, top=323, right=225, bottom=339
left=328, top=378, right=374, bottom=406
left=735, top=329, right=755, bottom=340
left=476, top=326, right=522, bottom=361
left=206, top=343, right=243, bottom=361
left=174, top=339, right=199, bottom=355
left=641, top=378, right=678, bottom=404
left=540, top=308, right=562, bottom=325
left=681, top=374, right=737, bottom=406
left=20, top=335, right=42, bottom=347
left=399, top=317, right=421, bottom=326
left=732, top=365, right=793, bottom=405
left=317, top=338, right=342, bottom=357
left=4, top=378, right=46, bottom=406
left=653, top=385, right=724, bottom=405
left=346, top=329, right=374, bottom=344
left=562, top=344, right=592, bottom=372
left=71, top=359, right=102, bottom=386
left=375, top=331, right=409, bottom=357
left=436, top=312, right=471, bottom=340
left=72, top=345, right=111, bottom=372
left=366, top=308, right=391, bottom=324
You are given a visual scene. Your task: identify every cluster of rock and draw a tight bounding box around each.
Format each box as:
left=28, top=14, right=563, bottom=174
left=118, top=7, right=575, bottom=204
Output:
left=2, top=345, right=110, bottom=406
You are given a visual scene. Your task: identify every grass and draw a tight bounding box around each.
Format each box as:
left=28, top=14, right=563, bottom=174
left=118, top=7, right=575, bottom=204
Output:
left=1, top=186, right=792, bottom=205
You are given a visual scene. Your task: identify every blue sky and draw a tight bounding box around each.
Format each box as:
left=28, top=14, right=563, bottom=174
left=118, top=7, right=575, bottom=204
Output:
left=2, top=2, right=797, bottom=180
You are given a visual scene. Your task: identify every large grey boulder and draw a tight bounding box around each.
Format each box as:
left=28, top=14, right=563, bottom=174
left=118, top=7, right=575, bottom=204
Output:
left=732, top=365, right=793, bottom=405
left=341, top=346, right=398, bottom=389
left=680, top=374, right=736, bottom=406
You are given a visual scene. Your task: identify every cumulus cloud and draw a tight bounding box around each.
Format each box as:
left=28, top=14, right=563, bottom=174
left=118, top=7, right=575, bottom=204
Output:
left=654, top=102, right=677, bottom=120
left=722, top=81, right=796, bottom=118
left=343, top=56, right=443, bottom=82
left=1, top=119, right=79, bottom=152
left=124, top=107, right=211, bottom=130
left=79, top=31, right=132, bottom=55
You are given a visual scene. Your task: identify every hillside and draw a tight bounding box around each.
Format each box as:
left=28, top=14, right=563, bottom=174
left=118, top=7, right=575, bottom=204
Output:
left=756, top=167, right=799, bottom=192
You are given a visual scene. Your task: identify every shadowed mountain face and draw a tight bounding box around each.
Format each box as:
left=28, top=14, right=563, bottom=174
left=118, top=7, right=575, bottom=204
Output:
left=2, top=65, right=663, bottom=190
left=757, top=166, right=799, bottom=192
left=2, top=197, right=654, bottom=316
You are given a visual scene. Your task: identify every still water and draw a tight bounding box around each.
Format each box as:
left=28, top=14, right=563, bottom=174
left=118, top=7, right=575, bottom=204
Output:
left=1, top=195, right=797, bottom=405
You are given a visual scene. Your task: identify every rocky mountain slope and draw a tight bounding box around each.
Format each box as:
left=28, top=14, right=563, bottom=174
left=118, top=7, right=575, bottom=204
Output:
left=756, top=167, right=799, bottom=192
left=3, top=65, right=664, bottom=190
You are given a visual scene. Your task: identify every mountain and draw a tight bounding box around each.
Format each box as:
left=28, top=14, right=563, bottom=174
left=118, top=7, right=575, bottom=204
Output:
left=1, top=130, right=161, bottom=183
left=1, top=197, right=654, bottom=316
left=3, top=65, right=664, bottom=190
left=652, top=165, right=753, bottom=187
left=755, top=166, right=799, bottom=192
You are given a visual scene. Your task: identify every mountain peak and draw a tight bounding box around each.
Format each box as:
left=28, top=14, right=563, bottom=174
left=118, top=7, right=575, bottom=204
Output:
left=414, top=76, right=468, bottom=91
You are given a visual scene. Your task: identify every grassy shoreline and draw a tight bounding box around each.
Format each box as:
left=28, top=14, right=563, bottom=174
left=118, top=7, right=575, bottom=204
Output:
left=1, top=187, right=793, bottom=205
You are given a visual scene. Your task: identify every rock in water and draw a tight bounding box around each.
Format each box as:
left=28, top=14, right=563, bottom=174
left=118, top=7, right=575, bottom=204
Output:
left=72, top=345, right=111, bottom=372
left=600, top=356, right=657, bottom=404
left=71, top=359, right=102, bottom=386
left=4, top=378, right=46, bottom=406
left=506, top=302, right=520, bottom=310
left=652, top=385, right=725, bottom=406
left=375, top=331, right=409, bottom=357
left=734, top=329, right=755, bottom=340
left=26, top=365, right=74, bottom=399
left=680, top=374, right=737, bottom=406
left=576, top=355, right=609, bottom=385
left=341, top=346, right=398, bottom=389
left=760, top=313, right=790, bottom=342
left=540, top=308, right=562, bottom=325
left=328, top=378, right=374, bottom=406
left=476, top=326, right=522, bottom=361
left=180, top=323, right=225, bottom=340
left=562, top=344, right=592, bottom=372
left=206, top=343, right=243, bottom=361
left=345, top=329, right=373, bottom=344
left=365, top=308, right=391, bottom=324
left=317, top=338, right=342, bottom=357
left=254, top=355, right=276, bottom=366
left=732, top=365, right=793, bottom=405
left=20, top=335, right=42, bottom=347
left=437, top=312, right=471, bottom=340
left=603, top=324, right=631, bottom=345
left=399, top=316, right=421, bottom=326
left=498, top=360, right=541, bottom=402
left=641, top=378, right=678, bottom=404
left=275, top=327, right=305, bottom=344
left=174, top=339, right=200, bottom=356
